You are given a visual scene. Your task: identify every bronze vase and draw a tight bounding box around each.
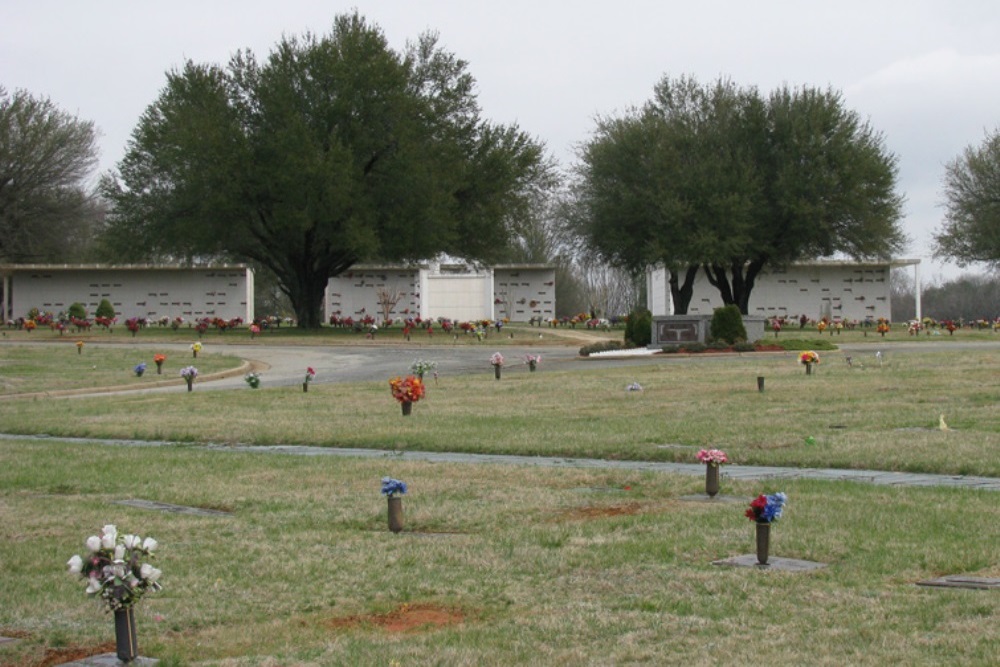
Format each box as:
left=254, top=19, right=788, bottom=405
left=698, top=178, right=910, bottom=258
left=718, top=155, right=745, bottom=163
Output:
left=388, top=496, right=404, bottom=533
left=401, top=401, right=413, bottom=416
left=755, top=522, right=771, bottom=565
left=705, top=464, right=720, bottom=498
left=114, top=607, right=137, bottom=663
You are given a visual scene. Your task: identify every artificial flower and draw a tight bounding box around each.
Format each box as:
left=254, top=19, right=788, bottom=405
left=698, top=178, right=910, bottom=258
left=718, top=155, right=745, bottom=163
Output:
left=745, top=492, right=787, bottom=523
left=696, top=448, right=729, bottom=465
left=381, top=477, right=408, bottom=497
left=67, top=555, right=83, bottom=574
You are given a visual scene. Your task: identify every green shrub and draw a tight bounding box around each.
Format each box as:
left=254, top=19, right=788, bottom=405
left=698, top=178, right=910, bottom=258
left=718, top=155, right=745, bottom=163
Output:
left=709, top=305, right=747, bottom=344
left=660, top=345, right=680, bottom=354
left=707, top=340, right=730, bottom=350
left=67, top=302, right=87, bottom=319
left=579, top=340, right=627, bottom=357
left=96, top=299, right=115, bottom=319
left=733, top=341, right=756, bottom=352
left=624, top=308, right=652, bottom=347
left=679, top=342, right=707, bottom=353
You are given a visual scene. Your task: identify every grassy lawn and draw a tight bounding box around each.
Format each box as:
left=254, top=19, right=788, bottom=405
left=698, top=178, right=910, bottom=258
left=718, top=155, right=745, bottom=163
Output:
left=0, top=344, right=997, bottom=477
left=0, top=333, right=997, bottom=665
left=0, top=344, right=242, bottom=396
left=0, top=438, right=997, bottom=666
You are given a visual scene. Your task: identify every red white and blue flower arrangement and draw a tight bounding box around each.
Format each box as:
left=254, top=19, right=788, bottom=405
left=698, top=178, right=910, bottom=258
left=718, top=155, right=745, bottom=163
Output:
left=745, top=492, right=787, bottom=523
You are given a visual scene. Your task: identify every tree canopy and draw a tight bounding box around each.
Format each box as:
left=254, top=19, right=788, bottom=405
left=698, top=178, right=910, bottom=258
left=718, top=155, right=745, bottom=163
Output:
left=568, top=76, right=906, bottom=314
left=933, top=128, right=1000, bottom=268
left=100, top=13, right=553, bottom=327
left=0, top=87, right=103, bottom=262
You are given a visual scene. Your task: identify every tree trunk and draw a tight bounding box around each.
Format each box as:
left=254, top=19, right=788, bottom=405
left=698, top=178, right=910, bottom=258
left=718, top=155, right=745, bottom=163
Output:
left=284, top=272, right=330, bottom=329
left=668, top=265, right=700, bottom=315
left=703, top=258, right=768, bottom=315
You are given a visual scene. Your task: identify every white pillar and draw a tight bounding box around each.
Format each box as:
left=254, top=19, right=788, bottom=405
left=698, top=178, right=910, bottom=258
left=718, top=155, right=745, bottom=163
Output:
left=914, top=261, right=922, bottom=322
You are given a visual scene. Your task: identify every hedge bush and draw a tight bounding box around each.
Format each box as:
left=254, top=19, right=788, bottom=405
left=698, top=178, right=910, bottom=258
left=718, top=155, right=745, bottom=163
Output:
left=624, top=308, right=652, bottom=347
left=709, top=305, right=747, bottom=344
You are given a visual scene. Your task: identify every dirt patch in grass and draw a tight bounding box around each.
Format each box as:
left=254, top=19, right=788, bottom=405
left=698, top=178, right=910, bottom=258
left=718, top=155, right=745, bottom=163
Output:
left=30, top=642, right=115, bottom=667
left=325, top=603, right=466, bottom=633
left=559, top=502, right=645, bottom=520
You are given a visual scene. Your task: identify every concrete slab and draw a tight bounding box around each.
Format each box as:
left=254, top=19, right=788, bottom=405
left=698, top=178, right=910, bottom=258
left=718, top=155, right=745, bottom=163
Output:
left=114, top=499, right=231, bottom=516
left=916, top=576, right=1000, bottom=590
left=678, top=494, right=746, bottom=504
left=57, top=653, right=158, bottom=666
left=712, top=554, right=828, bottom=571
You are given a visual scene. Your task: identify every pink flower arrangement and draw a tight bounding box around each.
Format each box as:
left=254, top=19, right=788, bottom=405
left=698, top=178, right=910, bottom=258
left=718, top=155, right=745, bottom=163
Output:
left=696, top=449, right=729, bottom=465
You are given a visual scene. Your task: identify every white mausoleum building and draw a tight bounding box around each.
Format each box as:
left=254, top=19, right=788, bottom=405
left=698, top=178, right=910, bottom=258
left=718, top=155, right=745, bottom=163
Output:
left=326, top=261, right=556, bottom=323
left=647, top=259, right=922, bottom=322
left=1, top=264, right=254, bottom=322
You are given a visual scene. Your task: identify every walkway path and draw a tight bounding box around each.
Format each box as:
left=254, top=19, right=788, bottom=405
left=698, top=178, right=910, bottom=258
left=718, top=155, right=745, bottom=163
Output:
left=4, top=434, right=997, bottom=492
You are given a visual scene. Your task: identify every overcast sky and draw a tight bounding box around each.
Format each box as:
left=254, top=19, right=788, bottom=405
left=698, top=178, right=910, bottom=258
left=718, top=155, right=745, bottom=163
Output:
left=5, top=1, right=1000, bottom=281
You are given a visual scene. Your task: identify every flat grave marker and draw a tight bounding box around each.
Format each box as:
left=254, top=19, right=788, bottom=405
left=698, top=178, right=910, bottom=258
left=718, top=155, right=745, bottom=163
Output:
left=712, top=554, right=828, bottom=572
left=916, top=576, right=1000, bottom=591
left=114, top=499, right=231, bottom=517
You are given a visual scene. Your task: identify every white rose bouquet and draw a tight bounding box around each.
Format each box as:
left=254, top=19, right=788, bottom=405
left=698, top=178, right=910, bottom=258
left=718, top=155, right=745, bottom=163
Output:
left=67, top=524, right=162, bottom=611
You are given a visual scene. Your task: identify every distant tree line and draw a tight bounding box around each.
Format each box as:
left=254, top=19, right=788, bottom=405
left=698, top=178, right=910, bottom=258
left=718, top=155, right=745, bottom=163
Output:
left=891, top=269, right=1000, bottom=321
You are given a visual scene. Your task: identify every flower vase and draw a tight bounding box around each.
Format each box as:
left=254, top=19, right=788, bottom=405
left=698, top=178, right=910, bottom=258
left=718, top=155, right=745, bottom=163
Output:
left=388, top=496, right=404, bottom=533
left=755, top=522, right=771, bottom=565
left=192, top=350, right=198, bottom=358
left=757, top=376, right=764, bottom=392
left=185, top=378, right=193, bottom=392
left=401, top=401, right=412, bottom=416
left=302, top=382, right=308, bottom=393
left=494, top=365, right=502, bottom=380
left=705, top=464, right=720, bottom=498
left=528, top=361, right=537, bottom=372
left=114, top=606, right=138, bottom=663
left=805, top=363, right=813, bottom=375
left=136, top=369, right=144, bottom=377
left=156, top=362, right=163, bottom=375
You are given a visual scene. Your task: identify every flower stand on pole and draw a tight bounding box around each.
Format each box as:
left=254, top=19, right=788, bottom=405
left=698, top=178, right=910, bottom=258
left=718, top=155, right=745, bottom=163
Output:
left=696, top=449, right=729, bottom=498
left=389, top=375, right=424, bottom=416
left=745, top=492, right=787, bottom=566
left=490, top=352, right=504, bottom=380
left=381, top=477, right=407, bottom=533
left=180, top=366, right=198, bottom=392
left=799, top=351, right=820, bottom=375
left=66, top=524, right=162, bottom=665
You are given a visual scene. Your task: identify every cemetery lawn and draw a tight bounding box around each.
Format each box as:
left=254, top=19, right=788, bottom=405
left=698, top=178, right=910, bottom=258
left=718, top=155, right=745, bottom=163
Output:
left=0, top=437, right=997, bottom=666
left=0, top=346, right=997, bottom=477
left=0, top=345, right=243, bottom=395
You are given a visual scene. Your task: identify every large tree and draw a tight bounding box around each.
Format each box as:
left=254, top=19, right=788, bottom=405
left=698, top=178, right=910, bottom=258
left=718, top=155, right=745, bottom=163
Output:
left=568, top=76, right=906, bottom=314
left=933, top=128, right=1000, bottom=268
left=0, top=87, right=103, bottom=262
left=100, top=13, right=552, bottom=327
